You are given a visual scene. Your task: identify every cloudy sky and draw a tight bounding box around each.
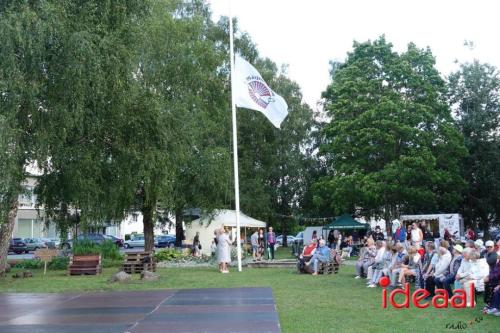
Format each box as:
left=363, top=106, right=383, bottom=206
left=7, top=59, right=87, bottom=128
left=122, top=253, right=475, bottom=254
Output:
left=209, top=0, right=500, bottom=109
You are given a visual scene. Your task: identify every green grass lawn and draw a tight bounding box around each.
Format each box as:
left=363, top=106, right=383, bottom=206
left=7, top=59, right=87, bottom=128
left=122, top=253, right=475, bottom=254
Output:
left=1, top=262, right=497, bottom=333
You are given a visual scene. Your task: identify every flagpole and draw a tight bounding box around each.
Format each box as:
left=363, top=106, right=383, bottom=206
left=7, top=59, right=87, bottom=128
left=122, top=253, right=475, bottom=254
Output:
left=229, top=1, right=242, bottom=272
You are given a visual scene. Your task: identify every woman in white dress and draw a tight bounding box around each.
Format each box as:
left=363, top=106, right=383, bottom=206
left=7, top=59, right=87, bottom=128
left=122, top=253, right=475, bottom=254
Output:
left=217, top=227, right=232, bottom=273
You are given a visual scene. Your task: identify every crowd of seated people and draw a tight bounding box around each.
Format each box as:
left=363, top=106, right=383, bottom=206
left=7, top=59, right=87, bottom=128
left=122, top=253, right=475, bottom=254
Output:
left=351, top=221, right=500, bottom=315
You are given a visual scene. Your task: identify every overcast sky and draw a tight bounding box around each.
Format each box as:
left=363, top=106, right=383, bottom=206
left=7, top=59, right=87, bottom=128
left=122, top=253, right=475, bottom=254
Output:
left=209, top=0, right=500, bottom=109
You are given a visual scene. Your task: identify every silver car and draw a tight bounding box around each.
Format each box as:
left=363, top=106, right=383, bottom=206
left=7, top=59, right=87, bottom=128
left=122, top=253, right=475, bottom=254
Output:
left=23, top=238, right=49, bottom=251
left=124, top=235, right=145, bottom=248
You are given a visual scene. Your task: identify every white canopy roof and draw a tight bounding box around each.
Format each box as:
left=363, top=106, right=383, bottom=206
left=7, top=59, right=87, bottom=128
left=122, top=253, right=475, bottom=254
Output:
left=192, top=209, right=266, bottom=228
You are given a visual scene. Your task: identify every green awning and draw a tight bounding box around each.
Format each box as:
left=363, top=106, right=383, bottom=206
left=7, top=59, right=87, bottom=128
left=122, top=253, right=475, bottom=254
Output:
left=323, top=214, right=370, bottom=230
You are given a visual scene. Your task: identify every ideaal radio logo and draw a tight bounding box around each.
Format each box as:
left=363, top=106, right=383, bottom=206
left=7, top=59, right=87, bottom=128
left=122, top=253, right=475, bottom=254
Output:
left=377, top=277, right=485, bottom=330
left=379, top=276, right=474, bottom=309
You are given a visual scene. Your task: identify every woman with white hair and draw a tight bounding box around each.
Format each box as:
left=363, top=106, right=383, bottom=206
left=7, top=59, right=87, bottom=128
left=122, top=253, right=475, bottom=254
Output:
left=456, top=248, right=490, bottom=307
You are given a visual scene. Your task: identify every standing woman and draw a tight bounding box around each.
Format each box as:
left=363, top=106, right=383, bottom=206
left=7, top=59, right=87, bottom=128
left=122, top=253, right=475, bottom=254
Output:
left=214, top=227, right=222, bottom=272
left=257, top=228, right=265, bottom=261
left=217, top=227, right=232, bottom=273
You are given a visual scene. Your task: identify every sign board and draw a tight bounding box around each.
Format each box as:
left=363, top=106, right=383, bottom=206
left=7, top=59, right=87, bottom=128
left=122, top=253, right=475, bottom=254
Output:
left=34, top=249, right=59, bottom=275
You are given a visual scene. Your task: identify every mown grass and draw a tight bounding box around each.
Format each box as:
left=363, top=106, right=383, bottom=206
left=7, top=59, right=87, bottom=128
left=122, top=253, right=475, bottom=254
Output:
left=1, top=250, right=497, bottom=333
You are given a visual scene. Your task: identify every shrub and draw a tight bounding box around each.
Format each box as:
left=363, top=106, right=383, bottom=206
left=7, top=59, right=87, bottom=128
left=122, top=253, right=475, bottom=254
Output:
left=47, top=257, right=69, bottom=270
left=14, top=259, right=43, bottom=269
left=102, top=258, right=123, bottom=268
left=155, top=249, right=183, bottom=262
left=72, top=239, right=100, bottom=255
left=100, top=240, right=122, bottom=260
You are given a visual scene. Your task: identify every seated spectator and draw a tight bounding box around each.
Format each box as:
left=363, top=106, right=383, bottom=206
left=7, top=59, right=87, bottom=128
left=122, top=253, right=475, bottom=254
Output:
left=368, top=242, right=393, bottom=288
left=355, top=238, right=376, bottom=279
left=372, top=226, right=385, bottom=241
left=340, top=235, right=353, bottom=259
left=483, top=249, right=500, bottom=315
left=298, top=239, right=317, bottom=272
left=366, top=240, right=385, bottom=282
left=389, top=243, right=407, bottom=287
left=306, top=239, right=330, bottom=276
left=398, top=246, right=421, bottom=286
left=456, top=248, right=489, bottom=307
left=465, top=240, right=475, bottom=249
left=435, top=244, right=463, bottom=298
left=483, top=240, right=499, bottom=306
left=430, top=247, right=452, bottom=297
left=475, top=239, right=486, bottom=258
left=419, top=242, right=438, bottom=289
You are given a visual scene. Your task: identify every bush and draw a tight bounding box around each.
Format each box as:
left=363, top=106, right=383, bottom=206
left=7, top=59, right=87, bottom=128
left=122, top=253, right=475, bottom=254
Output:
left=102, top=258, right=123, bottom=268
left=47, top=257, right=69, bottom=270
left=100, top=240, right=123, bottom=260
left=72, top=239, right=100, bottom=255
left=14, top=259, right=43, bottom=269
left=155, top=248, right=183, bottom=262
left=124, top=234, right=131, bottom=241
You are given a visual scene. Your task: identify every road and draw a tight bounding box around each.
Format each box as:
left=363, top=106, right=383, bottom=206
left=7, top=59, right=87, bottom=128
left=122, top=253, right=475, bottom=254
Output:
left=7, top=247, right=159, bottom=261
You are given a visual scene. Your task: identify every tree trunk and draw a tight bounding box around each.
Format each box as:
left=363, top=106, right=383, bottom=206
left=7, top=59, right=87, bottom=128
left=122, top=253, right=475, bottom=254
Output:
left=0, top=199, right=18, bottom=274
left=479, top=216, right=490, bottom=240
left=175, top=209, right=184, bottom=247
left=281, top=218, right=287, bottom=247
left=142, top=204, right=155, bottom=252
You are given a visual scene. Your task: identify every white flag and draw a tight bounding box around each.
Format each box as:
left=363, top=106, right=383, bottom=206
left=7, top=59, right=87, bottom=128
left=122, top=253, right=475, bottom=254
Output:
left=234, top=55, right=288, bottom=128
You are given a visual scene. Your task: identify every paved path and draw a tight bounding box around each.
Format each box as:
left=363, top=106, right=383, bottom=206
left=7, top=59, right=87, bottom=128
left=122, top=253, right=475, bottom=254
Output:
left=0, top=288, right=281, bottom=333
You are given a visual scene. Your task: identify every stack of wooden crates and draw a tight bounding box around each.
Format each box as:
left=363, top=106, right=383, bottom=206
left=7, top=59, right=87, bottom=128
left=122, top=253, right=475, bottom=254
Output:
left=122, top=251, right=156, bottom=274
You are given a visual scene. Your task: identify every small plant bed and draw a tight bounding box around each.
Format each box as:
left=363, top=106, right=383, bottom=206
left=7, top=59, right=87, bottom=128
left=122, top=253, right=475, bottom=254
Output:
left=155, top=248, right=214, bottom=268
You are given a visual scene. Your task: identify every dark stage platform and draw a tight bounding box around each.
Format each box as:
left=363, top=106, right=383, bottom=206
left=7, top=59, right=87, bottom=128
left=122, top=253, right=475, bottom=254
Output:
left=0, top=288, right=281, bottom=333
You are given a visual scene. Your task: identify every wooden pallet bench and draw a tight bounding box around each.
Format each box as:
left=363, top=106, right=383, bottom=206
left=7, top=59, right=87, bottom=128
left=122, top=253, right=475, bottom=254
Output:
left=298, top=249, right=341, bottom=275
left=122, top=251, right=156, bottom=274
left=68, top=254, right=102, bottom=275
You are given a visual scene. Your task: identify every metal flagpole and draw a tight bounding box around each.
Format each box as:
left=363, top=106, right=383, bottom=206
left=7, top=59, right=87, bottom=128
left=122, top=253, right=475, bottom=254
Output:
left=229, top=0, right=242, bottom=272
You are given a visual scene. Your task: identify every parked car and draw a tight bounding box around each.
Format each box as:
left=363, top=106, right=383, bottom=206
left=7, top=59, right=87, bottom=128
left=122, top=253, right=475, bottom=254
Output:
left=61, top=233, right=109, bottom=250
left=155, top=235, right=175, bottom=248
left=23, top=238, right=49, bottom=251
left=50, top=238, right=61, bottom=249
left=124, top=234, right=145, bottom=249
left=9, top=238, right=28, bottom=254
left=105, top=235, right=124, bottom=247
left=294, top=231, right=304, bottom=245
left=276, top=235, right=295, bottom=245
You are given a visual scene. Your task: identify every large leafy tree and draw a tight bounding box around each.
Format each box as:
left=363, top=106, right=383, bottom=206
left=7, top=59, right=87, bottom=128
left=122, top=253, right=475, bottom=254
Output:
left=0, top=0, right=61, bottom=273
left=448, top=61, right=500, bottom=235
left=316, top=37, right=467, bottom=229
left=35, top=0, right=233, bottom=251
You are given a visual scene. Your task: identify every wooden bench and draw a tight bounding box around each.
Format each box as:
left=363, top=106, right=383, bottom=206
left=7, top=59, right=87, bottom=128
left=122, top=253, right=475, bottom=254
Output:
left=68, top=254, right=102, bottom=275
left=298, top=249, right=341, bottom=275
left=122, top=251, right=156, bottom=274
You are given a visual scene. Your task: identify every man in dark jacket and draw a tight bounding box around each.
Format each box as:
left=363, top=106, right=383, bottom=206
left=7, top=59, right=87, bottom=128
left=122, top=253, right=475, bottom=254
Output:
left=372, top=226, right=385, bottom=241
left=435, top=244, right=463, bottom=298
left=484, top=240, right=498, bottom=305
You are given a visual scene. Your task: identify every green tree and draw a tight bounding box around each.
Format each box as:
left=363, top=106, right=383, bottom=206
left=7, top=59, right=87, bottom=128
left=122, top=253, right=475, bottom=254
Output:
left=34, top=0, right=233, bottom=251
left=448, top=61, right=500, bottom=235
left=316, top=37, right=467, bottom=230
left=0, top=0, right=59, bottom=273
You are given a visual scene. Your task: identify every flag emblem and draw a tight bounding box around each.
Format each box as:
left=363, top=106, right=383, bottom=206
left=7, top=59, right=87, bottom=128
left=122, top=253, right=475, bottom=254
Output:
left=248, top=79, right=275, bottom=109
left=234, top=55, right=288, bottom=128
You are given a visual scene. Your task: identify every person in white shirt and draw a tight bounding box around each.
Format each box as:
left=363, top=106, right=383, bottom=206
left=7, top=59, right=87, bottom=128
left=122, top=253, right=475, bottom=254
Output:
left=434, top=247, right=452, bottom=280
left=456, top=248, right=490, bottom=307
left=410, top=222, right=423, bottom=247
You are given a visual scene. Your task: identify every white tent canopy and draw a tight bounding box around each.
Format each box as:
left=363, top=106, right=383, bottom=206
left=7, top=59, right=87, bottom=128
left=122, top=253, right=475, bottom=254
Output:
left=185, top=209, right=267, bottom=255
